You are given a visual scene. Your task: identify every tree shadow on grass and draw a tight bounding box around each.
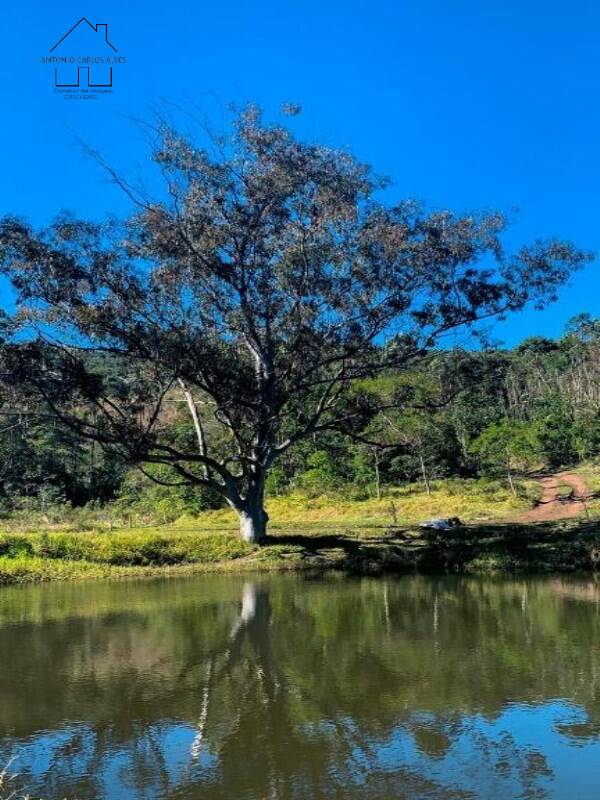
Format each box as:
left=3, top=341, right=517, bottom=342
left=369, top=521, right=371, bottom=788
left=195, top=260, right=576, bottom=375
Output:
left=265, top=519, right=600, bottom=575
left=265, top=531, right=413, bottom=574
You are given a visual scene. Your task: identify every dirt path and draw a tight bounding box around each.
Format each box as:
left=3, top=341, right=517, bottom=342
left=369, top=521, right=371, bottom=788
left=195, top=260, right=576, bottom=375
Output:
left=517, top=471, right=590, bottom=523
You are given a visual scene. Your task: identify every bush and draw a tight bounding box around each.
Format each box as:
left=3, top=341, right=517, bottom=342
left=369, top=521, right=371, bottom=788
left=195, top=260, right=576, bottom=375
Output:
left=0, top=535, right=34, bottom=558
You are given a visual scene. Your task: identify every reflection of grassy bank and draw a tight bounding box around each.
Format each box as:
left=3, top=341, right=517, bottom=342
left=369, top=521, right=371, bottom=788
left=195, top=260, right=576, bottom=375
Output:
left=3, top=572, right=600, bottom=798
left=1, top=516, right=600, bottom=584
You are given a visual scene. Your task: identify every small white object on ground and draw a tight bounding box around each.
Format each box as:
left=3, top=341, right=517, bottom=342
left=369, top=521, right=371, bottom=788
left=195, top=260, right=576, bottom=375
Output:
left=419, top=517, right=463, bottom=530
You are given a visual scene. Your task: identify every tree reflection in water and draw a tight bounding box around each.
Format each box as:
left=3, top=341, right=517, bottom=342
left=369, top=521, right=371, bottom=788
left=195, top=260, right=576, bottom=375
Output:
left=1, top=575, right=600, bottom=799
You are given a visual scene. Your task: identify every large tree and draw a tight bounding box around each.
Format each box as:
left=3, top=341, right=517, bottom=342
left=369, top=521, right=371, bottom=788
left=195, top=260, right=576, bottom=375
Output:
left=0, top=108, right=589, bottom=541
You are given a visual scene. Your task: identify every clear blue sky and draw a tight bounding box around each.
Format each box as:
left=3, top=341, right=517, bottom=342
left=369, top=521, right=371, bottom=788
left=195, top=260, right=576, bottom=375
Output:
left=1, top=0, right=599, bottom=344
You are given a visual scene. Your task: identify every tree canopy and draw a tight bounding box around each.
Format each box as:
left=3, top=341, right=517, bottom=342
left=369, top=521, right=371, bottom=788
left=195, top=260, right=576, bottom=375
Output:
left=0, top=107, right=590, bottom=540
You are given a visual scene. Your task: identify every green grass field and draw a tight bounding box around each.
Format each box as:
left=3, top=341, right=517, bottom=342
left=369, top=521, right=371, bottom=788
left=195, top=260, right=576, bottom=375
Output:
left=173, top=476, right=538, bottom=531
left=0, top=473, right=596, bottom=585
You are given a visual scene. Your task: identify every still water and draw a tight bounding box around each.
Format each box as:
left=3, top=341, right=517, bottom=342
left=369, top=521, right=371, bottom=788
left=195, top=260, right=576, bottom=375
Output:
left=1, top=573, right=600, bottom=799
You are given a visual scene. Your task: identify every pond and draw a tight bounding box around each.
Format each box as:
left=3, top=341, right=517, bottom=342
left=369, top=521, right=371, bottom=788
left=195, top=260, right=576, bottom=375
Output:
left=1, top=573, right=599, bottom=799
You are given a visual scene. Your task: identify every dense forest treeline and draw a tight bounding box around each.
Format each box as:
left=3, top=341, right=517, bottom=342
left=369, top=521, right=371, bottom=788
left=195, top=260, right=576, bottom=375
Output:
left=1, top=313, right=599, bottom=521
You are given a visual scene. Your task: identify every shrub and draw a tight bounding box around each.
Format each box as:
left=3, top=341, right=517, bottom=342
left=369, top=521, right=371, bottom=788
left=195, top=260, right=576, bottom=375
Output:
left=0, top=535, right=34, bottom=558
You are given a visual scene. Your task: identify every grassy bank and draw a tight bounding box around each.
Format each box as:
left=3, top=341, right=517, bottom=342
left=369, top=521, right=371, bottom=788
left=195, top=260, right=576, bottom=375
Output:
left=2, top=517, right=600, bottom=585
left=0, top=530, right=256, bottom=584
left=0, top=474, right=597, bottom=585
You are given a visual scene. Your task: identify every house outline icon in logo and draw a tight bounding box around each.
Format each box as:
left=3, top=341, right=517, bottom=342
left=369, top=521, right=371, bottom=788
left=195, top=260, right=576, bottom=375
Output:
left=50, top=17, right=118, bottom=88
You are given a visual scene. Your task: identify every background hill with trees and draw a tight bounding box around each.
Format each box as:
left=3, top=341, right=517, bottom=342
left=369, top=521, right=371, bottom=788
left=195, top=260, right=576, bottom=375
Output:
left=0, top=314, right=599, bottom=527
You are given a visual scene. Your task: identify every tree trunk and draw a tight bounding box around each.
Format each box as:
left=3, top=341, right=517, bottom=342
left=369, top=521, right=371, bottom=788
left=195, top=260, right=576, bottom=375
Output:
left=373, top=448, right=381, bottom=500
left=507, top=468, right=516, bottom=497
left=224, top=469, right=271, bottom=544
left=239, top=505, right=269, bottom=543
left=420, top=454, right=431, bottom=496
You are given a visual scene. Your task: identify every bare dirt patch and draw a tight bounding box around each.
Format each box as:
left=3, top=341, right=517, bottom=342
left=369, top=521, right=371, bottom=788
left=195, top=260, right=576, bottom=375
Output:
left=517, top=472, right=590, bottom=523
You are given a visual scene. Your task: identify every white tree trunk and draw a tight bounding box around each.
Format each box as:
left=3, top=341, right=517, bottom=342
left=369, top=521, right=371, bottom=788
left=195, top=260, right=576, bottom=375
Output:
left=238, top=505, right=268, bottom=543
left=420, top=453, right=431, bottom=496
left=373, top=449, right=381, bottom=500
left=507, top=468, right=516, bottom=497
